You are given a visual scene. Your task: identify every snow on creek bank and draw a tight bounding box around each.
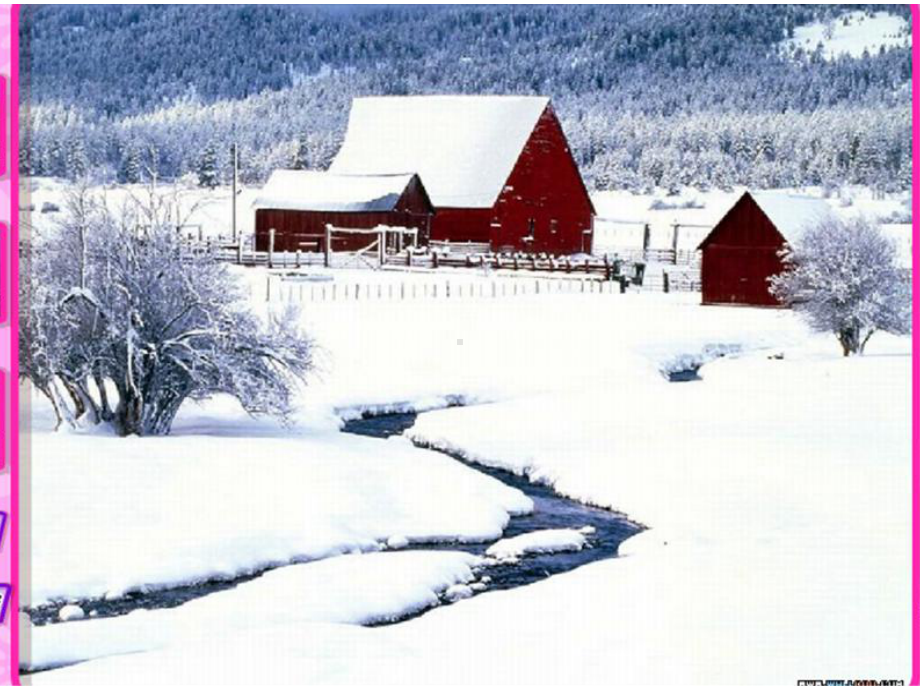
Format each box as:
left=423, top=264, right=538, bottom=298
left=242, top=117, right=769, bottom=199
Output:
left=24, top=411, right=639, bottom=674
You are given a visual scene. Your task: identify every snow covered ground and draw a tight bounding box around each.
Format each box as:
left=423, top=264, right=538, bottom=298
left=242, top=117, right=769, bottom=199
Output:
left=24, top=550, right=484, bottom=671
left=485, top=529, right=586, bottom=560
left=781, top=10, right=909, bottom=60
left=26, top=418, right=528, bottom=607
left=22, top=176, right=913, bottom=683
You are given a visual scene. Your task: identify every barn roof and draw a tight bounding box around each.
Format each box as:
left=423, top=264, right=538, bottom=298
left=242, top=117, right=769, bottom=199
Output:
left=748, top=192, right=835, bottom=246
left=699, top=191, right=836, bottom=249
left=329, top=95, right=551, bottom=208
left=253, top=170, right=420, bottom=213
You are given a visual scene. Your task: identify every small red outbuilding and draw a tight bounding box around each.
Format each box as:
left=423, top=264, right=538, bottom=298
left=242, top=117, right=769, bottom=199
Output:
left=329, top=95, right=595, bottom=255
left=253, top=171, right=434, bottom=253
left=698, top=191, right=834, bottom=307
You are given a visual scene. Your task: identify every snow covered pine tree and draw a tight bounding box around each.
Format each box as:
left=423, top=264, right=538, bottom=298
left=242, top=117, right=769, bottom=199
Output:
left=769, top=216, right=911, bottom=356
left=20, top=186, right=314, bottom=435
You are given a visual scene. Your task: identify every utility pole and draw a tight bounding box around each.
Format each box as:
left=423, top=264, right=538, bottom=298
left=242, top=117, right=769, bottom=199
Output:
left=231, top=143, right=239, bottom=243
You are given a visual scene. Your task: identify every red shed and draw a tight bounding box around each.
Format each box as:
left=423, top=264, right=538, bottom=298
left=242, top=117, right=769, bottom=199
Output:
left=330, top=95, right=595, bottom=255
left=698, top=191, right=834, bottom=306
left=253, top=171, right=434, bottom=253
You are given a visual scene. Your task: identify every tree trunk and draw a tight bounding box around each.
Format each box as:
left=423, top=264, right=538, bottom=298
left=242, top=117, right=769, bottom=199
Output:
left=114, top=387, right=145, bottom=436
left=93, top=372, right=115, bottom=422
left=837, top=327, right=861, bottom=357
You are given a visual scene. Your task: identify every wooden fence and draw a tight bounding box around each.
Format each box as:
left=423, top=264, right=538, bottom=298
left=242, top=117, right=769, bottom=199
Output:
left=262, top=274, right=633, bottom=303
left=181, top=236, right=701, bottom=295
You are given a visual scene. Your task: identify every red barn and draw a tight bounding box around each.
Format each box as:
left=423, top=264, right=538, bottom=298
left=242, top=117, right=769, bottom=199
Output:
left=698, top=191, right=834, bottom=307
left=329, top=95, right=595, bottom=255
left=253, top=171, right=434, bottom=252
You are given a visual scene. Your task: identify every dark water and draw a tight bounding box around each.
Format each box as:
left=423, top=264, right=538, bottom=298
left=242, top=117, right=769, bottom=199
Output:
left=667, top=366, right=701, bottom=382
left=343, top=412, right=642, bottom=593
left=27, top=411, right=641, bottom=629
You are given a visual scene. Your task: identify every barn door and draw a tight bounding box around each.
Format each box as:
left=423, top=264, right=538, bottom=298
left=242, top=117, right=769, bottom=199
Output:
left=705, top=245, right=782, bottom=306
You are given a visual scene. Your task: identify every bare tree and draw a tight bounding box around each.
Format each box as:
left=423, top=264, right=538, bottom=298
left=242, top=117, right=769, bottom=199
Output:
left=21, top=185, right=314, bottom=435
left=769, top=216, right=911, bottom=356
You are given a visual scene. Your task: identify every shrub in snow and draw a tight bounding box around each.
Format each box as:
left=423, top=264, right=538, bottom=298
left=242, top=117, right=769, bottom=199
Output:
left=20, top=184, right=315, bottom=435
left=40, top=202, right=60, bottom=214
left=769, top=216, right=911, bottom=356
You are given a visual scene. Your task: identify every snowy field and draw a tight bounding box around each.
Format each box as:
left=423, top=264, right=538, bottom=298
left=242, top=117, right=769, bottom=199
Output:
left=781, top=10, right=910, bottom=59
left=25, top=286, right=912, bottom=683
left=21, top=176, right=913, bottom=683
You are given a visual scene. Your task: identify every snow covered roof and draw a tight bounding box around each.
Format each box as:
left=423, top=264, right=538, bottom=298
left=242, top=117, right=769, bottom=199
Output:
left=749, top=192, right=836, bottom=246
left=330, top=95, right=550, bottom=208
left=253, top=170, right=418, bottom=213
left=699, top=191, right=836, bottom=249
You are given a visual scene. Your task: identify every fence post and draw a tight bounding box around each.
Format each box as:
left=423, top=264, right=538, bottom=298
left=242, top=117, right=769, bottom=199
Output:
left=237, top=237, right=244, bottom=265
left=663, top=272, right=671, bottom=294
left=618, top=276, right=627, bottom=294
left=643, top=223, right=651, bottom=261
left=266, top=275, right=271, bottom=301
left=671, top=223, right=680, bottom=264
left=268, top=228, right=275, bottom=269
left=433, top=252, right=440, bottom=269
left=324, top=224, right=332, bottom=268
left=406, top=249, right=412, bottom=267
left=296, top=249, right=302, bottom=269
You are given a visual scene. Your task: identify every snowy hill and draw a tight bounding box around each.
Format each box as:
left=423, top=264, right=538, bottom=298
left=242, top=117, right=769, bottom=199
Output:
left=783, top=10, right=910, bottom=59
left=19, top=5, right=912, bottom=192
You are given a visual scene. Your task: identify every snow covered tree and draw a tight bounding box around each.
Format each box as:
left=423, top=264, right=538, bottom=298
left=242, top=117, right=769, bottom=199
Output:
left=196, top=144, right=220, bottom=188
left=291, top=133, right=311, bottom=170
left=21, top=185, right=315, bottom=435
left=65, top=139, right=89, bottom=180
left=118, top=144, right=142, bottom=184
left=769, top=216, right=911, bottom=356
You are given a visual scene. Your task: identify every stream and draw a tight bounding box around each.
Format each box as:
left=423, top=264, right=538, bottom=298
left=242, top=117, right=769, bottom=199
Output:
left=27, top=411, right=641, bottom=628
left=343, top=412, right=642, bottom=595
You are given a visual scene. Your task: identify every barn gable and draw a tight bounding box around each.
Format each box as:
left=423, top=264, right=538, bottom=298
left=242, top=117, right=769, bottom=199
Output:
left=329, top=95, right=550, bottom=209
left=492, top=105, right=597, bottom=253
left=699, top=191, right=834, bottom=249
left=698, top=191, right=836, bottom=307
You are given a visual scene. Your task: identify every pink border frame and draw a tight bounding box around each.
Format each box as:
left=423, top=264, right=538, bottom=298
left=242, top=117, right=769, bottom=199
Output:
left=0, top=4, right=916, bottom=685
left=911, top=5, right=919, bottom=687
left=8, top=4, right=19, bottom=685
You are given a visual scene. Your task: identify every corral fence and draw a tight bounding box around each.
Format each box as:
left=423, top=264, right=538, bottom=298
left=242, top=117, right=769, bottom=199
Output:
left=592, top=217, right=708, bottom=267
left=178, top=222, right=702, bottom=295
